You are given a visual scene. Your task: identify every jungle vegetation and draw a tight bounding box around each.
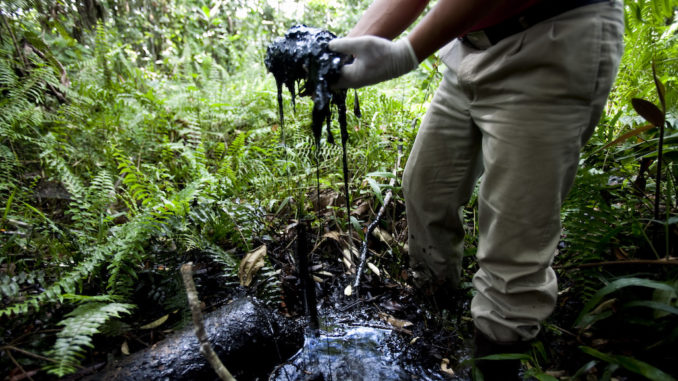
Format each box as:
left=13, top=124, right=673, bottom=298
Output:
left=0, top=0, right=677, bottom=379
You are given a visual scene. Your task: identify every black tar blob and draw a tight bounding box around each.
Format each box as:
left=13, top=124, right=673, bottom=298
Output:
left=264, top=24, right=359, bottom=145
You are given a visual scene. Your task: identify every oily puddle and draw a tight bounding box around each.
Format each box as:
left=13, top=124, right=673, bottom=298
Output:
left=270, top=313, right=457, bottom=380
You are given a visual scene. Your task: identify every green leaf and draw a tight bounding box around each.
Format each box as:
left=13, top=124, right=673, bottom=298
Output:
left=366, top=171, right=396, bottom=179
left=624, top=300, right=678, bottom=318
left=476, top=353, right=532, bottom=361
left=534, top=374, right=559, bottom=381
left=576, top=278, right=676, bottom=328
left=46, top=302, right=134, bottom=376
left=366, top=177, right=384, bottom=204
left=580, top=346, right=676, bottom=381
left=3, top=187, right=16, bottom=219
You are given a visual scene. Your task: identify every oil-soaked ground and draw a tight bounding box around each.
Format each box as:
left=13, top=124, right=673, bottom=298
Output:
left=264, top=215, right=477, bottom=381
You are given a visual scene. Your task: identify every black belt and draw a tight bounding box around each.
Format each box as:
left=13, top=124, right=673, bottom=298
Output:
left=460, top=0, right=610, bottom=49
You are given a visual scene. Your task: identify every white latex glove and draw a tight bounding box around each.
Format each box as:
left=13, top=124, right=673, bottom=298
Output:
left=329, top=36, right=419, bottom=89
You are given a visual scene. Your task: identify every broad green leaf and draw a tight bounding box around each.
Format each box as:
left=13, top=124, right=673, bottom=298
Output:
left=366, top=177, right=384, bottom=204
left=580, top=346, right=676, bottom=381
left=624, top=300, right=678, bottom=317
left=576, top=278, right=675, bottom=328
left=366, top=171, right=396, bottom=179
left=572, top=360, right=598, bottom=379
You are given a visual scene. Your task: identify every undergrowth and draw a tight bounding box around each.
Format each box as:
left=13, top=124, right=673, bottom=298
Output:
left=1, top=0, right=677, bottom=379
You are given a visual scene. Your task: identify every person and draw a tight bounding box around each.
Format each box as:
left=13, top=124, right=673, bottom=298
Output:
left=329, top=0, right=624, bottom=379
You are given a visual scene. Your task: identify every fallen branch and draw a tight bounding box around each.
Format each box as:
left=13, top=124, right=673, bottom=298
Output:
left=180, top=263, right=236, bottom=381
left=5, top=349, right=35, bottom=381
left=353, top=144, right=403, bottom=292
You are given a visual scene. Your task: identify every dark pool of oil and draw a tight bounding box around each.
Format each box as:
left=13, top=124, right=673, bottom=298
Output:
left=269, top=318, right=453, bottom=380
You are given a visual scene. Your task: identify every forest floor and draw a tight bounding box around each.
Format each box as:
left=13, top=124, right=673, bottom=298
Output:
left=3, top=188, right=674, bottom=381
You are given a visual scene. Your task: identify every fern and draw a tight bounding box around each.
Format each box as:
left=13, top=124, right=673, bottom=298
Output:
left=561, top=169, right=641, bottom=265
left=46, top=301, right=134, bottom=377
left=0, top=244, right=110, bottom=317
left=0, top=143, right=18, bottom=193
left=218, top=130, right=249, bottom=186
left=255, top=262, right=283, bottom=307
left=114, top=148, right=159, bottom=206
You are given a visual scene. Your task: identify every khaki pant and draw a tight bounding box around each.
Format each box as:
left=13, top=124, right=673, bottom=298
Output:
left=402, top=1, right=624, bottom=342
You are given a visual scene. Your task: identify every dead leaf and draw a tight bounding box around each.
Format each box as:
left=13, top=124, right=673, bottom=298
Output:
left=614, top=247, right=629, bottom=260
left=632, top=98, right=664, bottom=126
left=441, top=358, right=455, bottom=376
left=372, top=227, right=393, bottom=245
left=239, top=245, right=267, bottom=287
left=602, top=123, right=654, bottom=149
left=367, top=262, right=380, bottom=277
left=546, top=370, right=566, bottom=378
left=342, top=256, right=353, bottom=272
left=342, top=248, right=354, bottom=269
left=322, top=231, right=342, bottom=241
left=379, top=312, right=413, bottom=329
left=121, top=340, right=130, bottom=355
left=140, top=314, right=169, bottom=329
left=350, top=245, right=359, bottom=260
left=409, top=337, right=420, bottom=345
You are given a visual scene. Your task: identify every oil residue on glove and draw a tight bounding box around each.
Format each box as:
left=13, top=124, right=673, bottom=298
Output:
left=264, top=24, right=359, bottom=145
left=265, top=24, right=360, bottom=245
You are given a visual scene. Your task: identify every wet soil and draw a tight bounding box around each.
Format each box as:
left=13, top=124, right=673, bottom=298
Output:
left=263, top=205, right=477, bottom=380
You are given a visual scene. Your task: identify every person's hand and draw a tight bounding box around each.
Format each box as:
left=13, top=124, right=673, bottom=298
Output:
left=329, top=36, right=419, bottom=89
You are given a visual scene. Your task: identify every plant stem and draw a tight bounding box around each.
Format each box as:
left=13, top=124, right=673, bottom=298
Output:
left=1, top=345, right=60, bottom=364
left=5, top=349, right=35, bottom=381
left=654, top=119, right=665, bottom=222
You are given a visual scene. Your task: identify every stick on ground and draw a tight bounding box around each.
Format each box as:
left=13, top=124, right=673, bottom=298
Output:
left=180, top=263, right=236, bottom=381
left=353, top=144, right=403, bottom=292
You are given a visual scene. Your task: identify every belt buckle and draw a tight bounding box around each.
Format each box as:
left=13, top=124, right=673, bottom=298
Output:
left=463, top=30, right=492, bottom=50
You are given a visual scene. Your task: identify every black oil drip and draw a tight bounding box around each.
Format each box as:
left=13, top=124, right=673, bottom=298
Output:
left=264, top=25, right=359, bottom=216
left=264, top=24, right=359, bottom=145
left=265, top=25, right=361, bottom=333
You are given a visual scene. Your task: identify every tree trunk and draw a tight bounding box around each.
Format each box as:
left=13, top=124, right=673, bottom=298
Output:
left=90, top=298, right=303, bottom=381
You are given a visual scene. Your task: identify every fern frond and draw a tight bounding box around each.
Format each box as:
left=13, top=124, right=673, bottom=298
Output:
left=91, top=170, right=116, bottom=201
left=0, top=143, right=18, bottom=192
left=46, top=301, right=134, bottom=377
left=256, top=263, right=283, bottom=307
left=0, top=245, right=110, bottom=317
